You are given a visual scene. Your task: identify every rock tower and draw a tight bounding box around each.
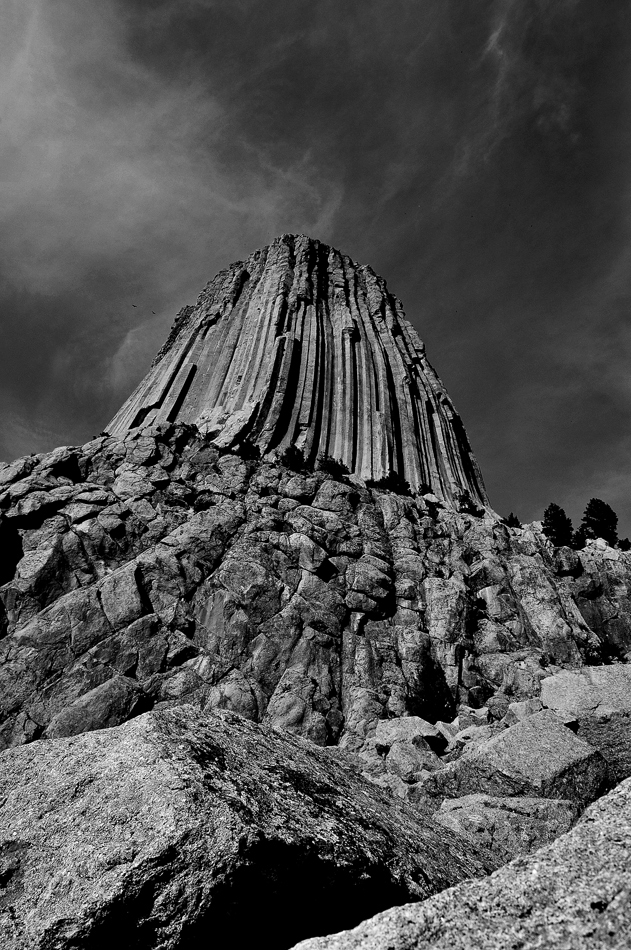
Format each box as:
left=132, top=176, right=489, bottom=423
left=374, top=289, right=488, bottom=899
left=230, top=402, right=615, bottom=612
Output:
left=2, top=237, right=631, bottom=950
left=108, top=234, right=488, bottom=507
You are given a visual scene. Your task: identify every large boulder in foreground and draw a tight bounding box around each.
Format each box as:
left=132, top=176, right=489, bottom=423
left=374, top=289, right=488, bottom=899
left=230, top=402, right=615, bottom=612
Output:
left=293, top=775, right=631, bottom=950
left=0, top=706, right=498, bottom=950
left=541, top=665, right=631, bottom=782
left=418, top=710, right=609, bottom=807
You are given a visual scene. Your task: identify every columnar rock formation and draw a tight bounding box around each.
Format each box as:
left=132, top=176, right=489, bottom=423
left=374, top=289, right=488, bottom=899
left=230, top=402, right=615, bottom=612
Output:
left=108, top=235, right=488, bottom=507
left=2, top=235, right=631, bottom=948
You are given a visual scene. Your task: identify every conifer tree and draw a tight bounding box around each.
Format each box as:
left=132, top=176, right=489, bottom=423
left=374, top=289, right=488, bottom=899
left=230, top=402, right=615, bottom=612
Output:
left=580, top=498, right=618, bottom=547
left=541, top=503, right=574, bottom=547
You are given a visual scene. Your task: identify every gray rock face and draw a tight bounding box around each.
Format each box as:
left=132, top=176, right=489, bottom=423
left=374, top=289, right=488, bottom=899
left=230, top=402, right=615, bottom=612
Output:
left=541, top=665, right=631, bottom=781
left=419, top=711, right=610, bottom=807
left=501, top=697, right=543, bottom=726
left=435, top=794, right=578, bottom=862
left=374, top=716, right=447, bottom=755
left=292, top=776, right=631, bottom=950
left=1, top=422, right=631, bottom=759
left=1, top=234, right=631, bottom=949
left=45, top=673, right=150, bottom=738
left=107, top=235, right=488, bottom=507
left=0, top=705, right=498, bottom=950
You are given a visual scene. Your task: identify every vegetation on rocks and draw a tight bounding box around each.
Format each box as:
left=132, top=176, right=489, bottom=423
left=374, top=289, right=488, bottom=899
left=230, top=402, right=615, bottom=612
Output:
left=542, top=502, right=574, bottom=547
left=542, top=497, right=630, bottom=552
left=578, top=497, right=618, bottom=548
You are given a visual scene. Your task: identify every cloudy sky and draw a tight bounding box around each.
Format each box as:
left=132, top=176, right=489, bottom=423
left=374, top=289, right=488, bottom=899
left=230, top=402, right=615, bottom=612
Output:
left=2, top=0, right=631, bottom=533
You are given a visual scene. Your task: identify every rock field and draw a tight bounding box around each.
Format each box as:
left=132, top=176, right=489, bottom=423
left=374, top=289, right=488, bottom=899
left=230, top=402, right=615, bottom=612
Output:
left=294, top=775, right=631, bottom=950
left=0, top=705, right=498, bottom=949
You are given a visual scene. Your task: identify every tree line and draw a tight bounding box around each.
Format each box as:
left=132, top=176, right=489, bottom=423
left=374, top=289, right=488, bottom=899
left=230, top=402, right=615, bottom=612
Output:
left=504, top=499, right=630, bottom=551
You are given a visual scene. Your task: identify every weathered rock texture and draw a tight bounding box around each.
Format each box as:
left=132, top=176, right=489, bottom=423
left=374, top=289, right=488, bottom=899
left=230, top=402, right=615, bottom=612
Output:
left=435, top=794, right=579, bottom=863
left=541, top=665, right=631, bottom=782
left=419, top=710, right=610, bottom=808
left=293, top=775, right=631, bottom=950
left=2, top=235, right=631, bottom=948
left=0, top=705, right=498, bottom=950
left=1, top=423, right=631, bottom=758
left=108, top=234, right=488, bottom=506
left=3, top=239, right=631, bottom=758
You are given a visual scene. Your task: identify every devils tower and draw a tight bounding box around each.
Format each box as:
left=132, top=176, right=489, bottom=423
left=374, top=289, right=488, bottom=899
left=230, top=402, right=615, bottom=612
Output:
left=109, top=234, right=488, bottom=508
left=2, top=237, right=631, bottom=949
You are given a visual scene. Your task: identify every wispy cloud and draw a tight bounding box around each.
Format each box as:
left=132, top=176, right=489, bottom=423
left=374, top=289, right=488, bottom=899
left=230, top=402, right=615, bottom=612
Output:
left=0, top=0, right=630, bottom=533
left=0, top=0, right=342, bottom=435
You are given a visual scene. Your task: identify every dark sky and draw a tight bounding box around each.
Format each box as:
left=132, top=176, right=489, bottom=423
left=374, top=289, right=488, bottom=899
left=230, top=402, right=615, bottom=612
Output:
left=2, top=0, right=631, bottom=533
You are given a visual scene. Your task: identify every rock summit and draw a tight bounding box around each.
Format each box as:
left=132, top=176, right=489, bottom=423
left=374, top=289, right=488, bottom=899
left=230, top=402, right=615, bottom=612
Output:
left=1, top=236, right=630, bottom=948
left=109, top=234, right=488, bottom=507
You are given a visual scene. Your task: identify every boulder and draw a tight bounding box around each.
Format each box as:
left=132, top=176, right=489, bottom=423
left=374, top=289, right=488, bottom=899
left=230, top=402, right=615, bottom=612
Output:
left=443, top=723, right=495, bottom=758
left=434, top=719, right=459, bottom=742
left=435, top=794, right=578, bottom=862
left=541, top=665, right=631, bottom=781
left=457, top=705, right=490, bottom=729
left=385, top=740, right=441, bottom=783
left=44, top=674, right=150, bottom=738
left=374, top=716, right=447, bottom=755
left=419, top=710, right=609, bottom=807
left=501, top=697, right=543, bottom=726
left=293, top=775, right=631, bottom=950
left=0, top=705, right=498, bottom=950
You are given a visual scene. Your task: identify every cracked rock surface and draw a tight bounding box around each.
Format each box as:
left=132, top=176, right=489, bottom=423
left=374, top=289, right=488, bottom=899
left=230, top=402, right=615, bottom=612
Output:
left=434, top=794, right=579, bottom=862
left=0, top=705, right=498, bottom=950
left=1, top=424, right=630, bottom=760
left=417, top=709, right=610, bottom=808
left=292, top=775, right=631, bottom=950
left=1, top=421, right=630, bottom=950
left=540, top=665, right=631, bottom=782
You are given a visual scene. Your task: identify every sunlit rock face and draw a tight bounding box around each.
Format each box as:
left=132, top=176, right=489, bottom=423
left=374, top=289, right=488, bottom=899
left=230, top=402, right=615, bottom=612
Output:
left=108, top=234, right=488, bottom=508
left=4, top=235, right=631, bottom=950
left=2, top=236, right=630, bottom=765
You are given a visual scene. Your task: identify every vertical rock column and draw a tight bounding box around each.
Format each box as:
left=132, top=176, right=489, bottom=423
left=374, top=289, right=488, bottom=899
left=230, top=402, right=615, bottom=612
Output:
left=108, top=234, right=489, bottom=508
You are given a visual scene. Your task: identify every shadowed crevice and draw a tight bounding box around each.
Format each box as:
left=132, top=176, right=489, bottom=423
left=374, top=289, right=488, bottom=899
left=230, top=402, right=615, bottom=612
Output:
left=0, top=520, right=23, bottom=586
left=93, top=839, right=417, bottom=950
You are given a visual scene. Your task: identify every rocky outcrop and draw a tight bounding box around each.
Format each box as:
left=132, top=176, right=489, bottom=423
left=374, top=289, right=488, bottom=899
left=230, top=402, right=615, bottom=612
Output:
left=3, top=239, right=630, bottom=758
left=541, top=665, right=631, bottom=782
left=292, top=775, right=631, bottom=950
left=0, top=705, right=498, bottom=950
left=2, top=235, right=631, bottom=949
left=1, top=423, right=630, bottom=758
left=418, top=710, right=610, bottom=808
left=108, top=235, right=488, bottom=506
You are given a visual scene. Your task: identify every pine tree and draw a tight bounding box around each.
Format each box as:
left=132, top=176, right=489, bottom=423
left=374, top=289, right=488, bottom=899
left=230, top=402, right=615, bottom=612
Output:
left=580, top=498, right=618, bottom=547
left=504, top=512, right=521, bottom=528
left=541, top=503, right=574, bottom=547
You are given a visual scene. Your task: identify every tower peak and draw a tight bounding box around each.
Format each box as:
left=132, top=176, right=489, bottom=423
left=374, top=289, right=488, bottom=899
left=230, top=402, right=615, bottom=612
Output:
left=108, top=235, right=488, bottom=507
